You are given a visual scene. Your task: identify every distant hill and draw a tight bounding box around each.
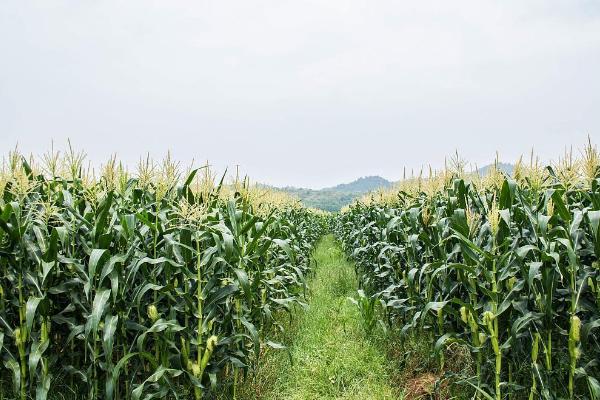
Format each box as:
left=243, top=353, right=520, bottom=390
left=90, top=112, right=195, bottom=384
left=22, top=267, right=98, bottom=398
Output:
left=477, top=162, right=514, bottom=176
left=327, top=176, right=393, bottom=193
left=277, top=176, right=392, bottom=212
left=272, top=165, right=515, bottom=212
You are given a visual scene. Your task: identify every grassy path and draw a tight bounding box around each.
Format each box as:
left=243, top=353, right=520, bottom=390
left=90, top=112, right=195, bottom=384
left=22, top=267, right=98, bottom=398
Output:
left=241, top=235, right=400, bottom=400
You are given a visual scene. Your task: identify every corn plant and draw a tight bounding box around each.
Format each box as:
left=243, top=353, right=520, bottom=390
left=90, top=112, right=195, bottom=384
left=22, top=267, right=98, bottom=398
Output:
left=0, top=148, right=327, bottom=399
left=335, top=142, right=600, bottom=399
left=348, top=289, right=380, bottom=335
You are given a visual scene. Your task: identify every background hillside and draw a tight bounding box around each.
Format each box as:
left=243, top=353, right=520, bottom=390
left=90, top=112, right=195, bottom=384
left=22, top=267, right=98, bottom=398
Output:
left=271, top=164, right=514, bottom=212
left=477, top=162, right=514, bottom=176
left=278, top=176, right=392, bottom=212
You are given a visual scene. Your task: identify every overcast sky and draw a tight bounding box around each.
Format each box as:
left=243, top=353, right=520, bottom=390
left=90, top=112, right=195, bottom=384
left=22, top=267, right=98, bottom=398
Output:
left=1, top=1, right=599, bottom=188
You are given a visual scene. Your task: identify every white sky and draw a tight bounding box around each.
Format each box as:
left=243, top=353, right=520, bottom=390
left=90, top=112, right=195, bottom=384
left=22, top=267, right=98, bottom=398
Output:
left=1, top=0, right=599, bottom=189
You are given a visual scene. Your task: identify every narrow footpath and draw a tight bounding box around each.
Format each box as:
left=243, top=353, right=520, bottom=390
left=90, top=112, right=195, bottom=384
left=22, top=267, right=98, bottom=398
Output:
left=241, top=235, right=400, bottom=400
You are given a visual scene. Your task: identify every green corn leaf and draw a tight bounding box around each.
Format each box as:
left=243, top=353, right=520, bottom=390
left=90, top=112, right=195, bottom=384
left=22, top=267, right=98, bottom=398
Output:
left=26, top=296, right=44, bottom=335
left=85, top=288, right=111, bottom=340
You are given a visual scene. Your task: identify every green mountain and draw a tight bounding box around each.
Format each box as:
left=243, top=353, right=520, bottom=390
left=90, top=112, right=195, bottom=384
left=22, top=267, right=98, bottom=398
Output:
left=477, top=162, right=514, bottom=176
left=278, top=176, right=392, bottom=212
left=274, top=164, right=515, bottom=212
left=327, top=176, right=393, bottom=193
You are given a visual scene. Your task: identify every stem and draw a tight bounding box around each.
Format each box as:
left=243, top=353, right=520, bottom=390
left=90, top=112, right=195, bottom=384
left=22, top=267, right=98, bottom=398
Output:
left=529, top=333, right=540, bottom=400
left=568, top=260, right=578, bottom=400
left=437, top=308, right=444, bottom=370
left=491, top=255, right=501, bottom=400
left=494, top=319, right=501, bottom=400
left=197, top=240, right=203, bottom=365
left=153, top=209, right=160, bottom=367
left=17, top=260, right=27, bottom=400
left=195, top=239, right=204, bottom=400
left=508, top=362, right=513, bottom=400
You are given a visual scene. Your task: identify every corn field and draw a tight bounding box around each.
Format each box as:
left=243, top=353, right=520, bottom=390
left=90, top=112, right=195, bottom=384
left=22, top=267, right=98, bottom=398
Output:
left=0, top=148, right=326, bottom=399
left=335, top=144, right=600, bottom=399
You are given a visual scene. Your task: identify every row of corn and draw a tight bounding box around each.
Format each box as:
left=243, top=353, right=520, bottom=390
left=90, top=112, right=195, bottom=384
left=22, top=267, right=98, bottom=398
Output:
left=335, top=143, right=600, bottom=399
left=0, top=147, right=327, bottom=399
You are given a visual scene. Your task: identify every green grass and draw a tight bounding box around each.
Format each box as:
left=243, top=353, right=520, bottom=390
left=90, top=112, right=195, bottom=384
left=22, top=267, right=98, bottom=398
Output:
left=238, top=235, right=402, bottom=400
